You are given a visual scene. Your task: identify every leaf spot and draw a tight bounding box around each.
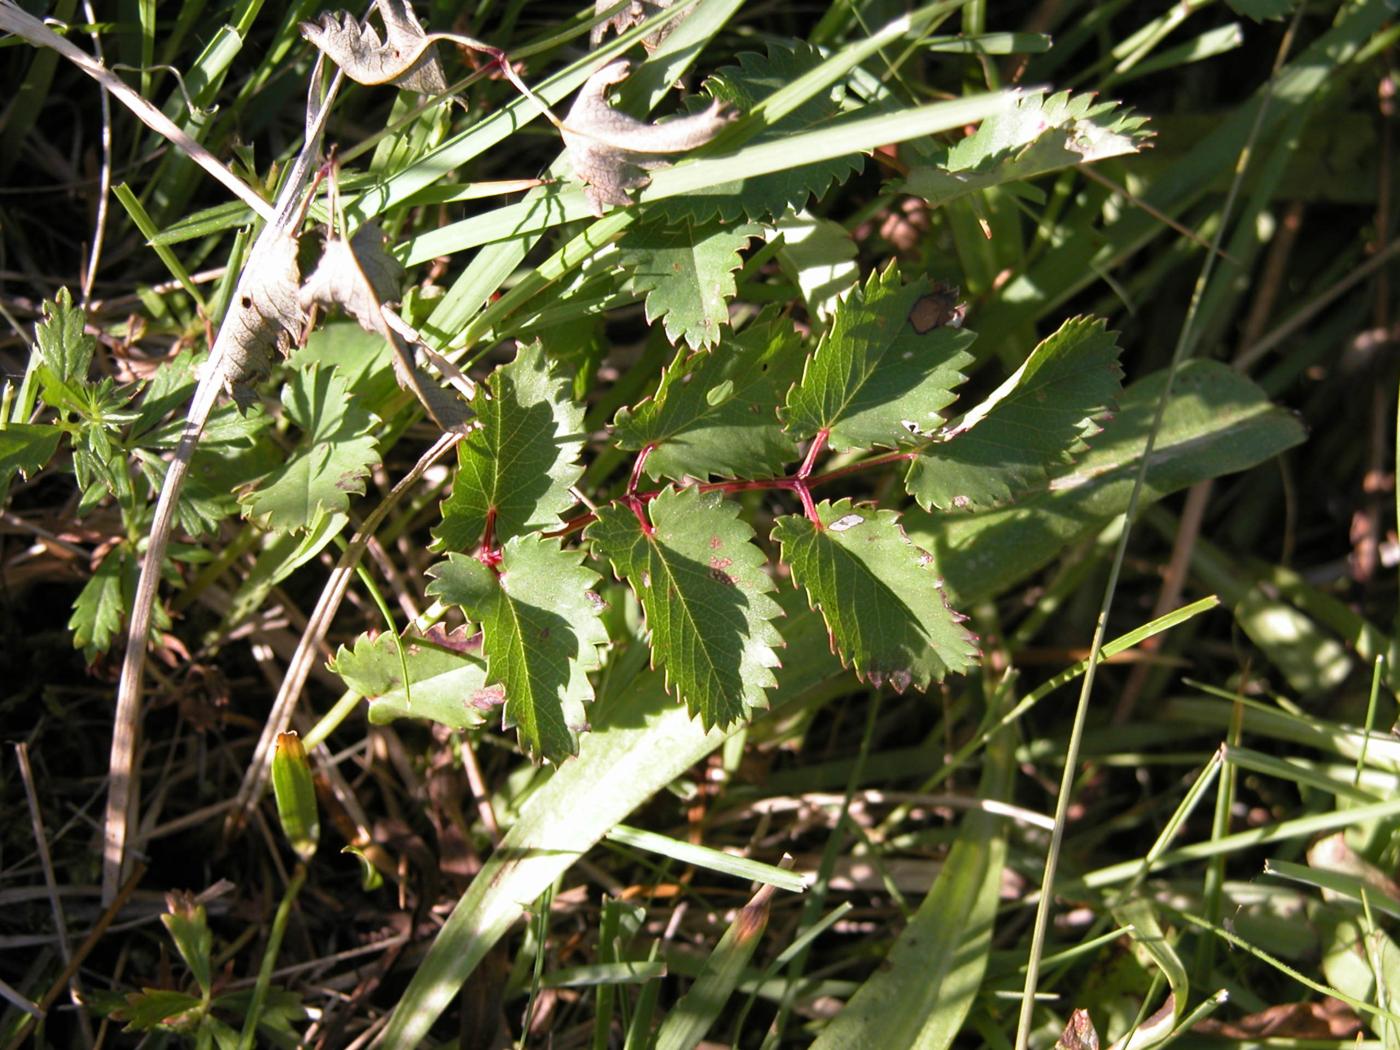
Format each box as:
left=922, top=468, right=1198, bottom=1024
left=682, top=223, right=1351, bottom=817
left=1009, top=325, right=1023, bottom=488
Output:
left=829, top=513, right=864, bottom=532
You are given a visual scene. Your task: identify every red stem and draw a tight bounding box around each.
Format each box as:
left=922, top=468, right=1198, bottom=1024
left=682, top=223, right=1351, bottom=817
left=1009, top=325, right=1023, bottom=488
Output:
left=540, top=445, right=917, bottom=542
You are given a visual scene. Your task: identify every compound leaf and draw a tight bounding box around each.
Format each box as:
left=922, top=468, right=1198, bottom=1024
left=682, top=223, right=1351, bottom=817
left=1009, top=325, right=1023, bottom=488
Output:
left=613, top=308, right=803, bottom=481
left=772, top=499, right=976, bottom=690
left=907, top=316, right=1123, bottom=511
left=903, top=89, right=1150, bottom=208
left=618, top=219, right=761, bottom=349
left=239, top=366, right=381, bottom=531
left=586, top=487, right=783, bottom=728
left=426, top=537, right=609, bottom=761
left=434, top=342, right=584, bottom=552
left=783, top=263, right=975, bottom=453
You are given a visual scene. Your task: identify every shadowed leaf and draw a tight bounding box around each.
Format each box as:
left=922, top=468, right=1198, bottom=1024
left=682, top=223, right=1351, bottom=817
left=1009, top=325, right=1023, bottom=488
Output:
left=772, top=499, right=977, bottom=690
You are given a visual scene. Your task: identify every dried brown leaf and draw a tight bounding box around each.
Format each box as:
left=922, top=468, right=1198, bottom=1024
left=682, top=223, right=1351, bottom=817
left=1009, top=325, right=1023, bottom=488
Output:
left=562, top=59, right=736, bottom=215
left=300, top=0, right=448, bottom=95
left=590, top=0, right=684, bottom=51
left=220, top=229, right=304, bottom=409
left=299, top=223, right=468, bottom=430
left=1194, top=999, right=1362, bottom=1040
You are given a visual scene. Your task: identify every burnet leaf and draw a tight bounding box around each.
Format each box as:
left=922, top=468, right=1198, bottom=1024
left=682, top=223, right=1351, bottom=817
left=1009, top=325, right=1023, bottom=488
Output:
left=771, top=499, right=977, bottom=690
left=903, top=90, right=1150, bottom=208
left=906, top=316, right=1123, bottom=511
left=562, top=59, right=736, bottom=215
left=612, top=307, right=803, bottom=482
left=238, top=366, right=381, bottom=531
left=586, top=487, right=783, bottom=729
left=433, top=342, right=584, bottom=552
left=331, top=626, right=500, bottom=730
left=300, top=0, right=448, bottom=95
left=300, top=221, right=468, bottom=429
left=617, top=219, right=761, bottom=349
left=783, top=262, right=976, bottom=453
left=426, top=537, right=609, bottom=761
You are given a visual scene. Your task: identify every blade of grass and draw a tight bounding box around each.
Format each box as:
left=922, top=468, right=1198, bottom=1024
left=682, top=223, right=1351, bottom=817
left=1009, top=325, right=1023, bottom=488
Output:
left=653, top=860, right=790, bottom=1050
left=604, top=826, right=808, bottom=893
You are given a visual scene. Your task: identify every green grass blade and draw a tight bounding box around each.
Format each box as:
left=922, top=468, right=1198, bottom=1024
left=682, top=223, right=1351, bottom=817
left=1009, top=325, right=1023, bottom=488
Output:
left=605, top=825, right=808, bottom=893
left=377, top=611, right=842, bottom=1048
left=809, top=708, right=1015, bottom=1049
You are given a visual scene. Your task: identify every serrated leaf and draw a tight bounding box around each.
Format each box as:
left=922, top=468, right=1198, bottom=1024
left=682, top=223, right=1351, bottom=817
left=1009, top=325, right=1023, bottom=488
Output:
left=0, top=423, right=62, bottom=480
left=563, top=58, right=736, bottom=215
left=34, top=287, right=95, bottom=392
left=160, top=893, right=213, bottom=997
left=115, top=989, right=204, bottom=1031
left=300, top=0, right=448, bottom=94
left=903, top=89, right=1150, bottom=208
left=426, top=537, right=608, bottom=760
left=586, top=487, right=783, bottom=728
left=655, top=41, right=864, bottom=224
left=772, top=499, right=977, bottom=689
left=239, top=366, right=381, bottom=531
left=331, top=626, right=498, bottom=730
left=434, top=342, right=583, bottom=552
left=618, top=219, right=760, bottom=349
left=69, top=544, right=134, bottom=661
left=613, top=308, right=803, bottom=481
left=907, top=360, right=1308, bottom=606
left=907, top=316, right=1123, bottom=511
left=783, top=263, right=976, bottom=453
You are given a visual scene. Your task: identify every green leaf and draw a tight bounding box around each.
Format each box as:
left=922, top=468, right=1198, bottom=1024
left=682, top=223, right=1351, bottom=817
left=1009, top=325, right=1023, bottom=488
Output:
left=655, top=41, right=865, bottom=224
left=33, top=287, right=96, bottom=406
left=330, top=626, right=497, bottom=730
left=160, top=894, right=213, bottom=998
left=425, top=537, right=609, bottom=761
left=774, top=209, right=859, bottom=324
left=0, top=423, right=62, bottom=480
left=902, top=89, right=1150, bottom=208
left=69, top=543, right=134, bottom=661
left=239, top=367, right=381, bottom=532
left=906, top=316, right=1123, bottom=511
left=116, top=988, right=204, bottom=1031
left=434, top=342, right=584, bottom=552
left=618, top=219, right=761, bottom=349
left=783, top=263, right=975, bottom=453
left=772, top=499, right=976, bottom=690
left=613, top=308, right=803, bottom=481
left=587, top=487, right=783, bottom=728
left=906, top=360, right=1309, bottom=605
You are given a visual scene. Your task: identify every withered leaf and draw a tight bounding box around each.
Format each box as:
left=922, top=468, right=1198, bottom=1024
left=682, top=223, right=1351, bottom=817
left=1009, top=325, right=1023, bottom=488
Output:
left=300, top=0, right=448, bottom=96
left=590, top=0, right=685, bottom=52
left=299, top=223, right=468, bottom=431
left=562, top=59, right=736, bottom=215
left=220, top=229, right=304, bottom=410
